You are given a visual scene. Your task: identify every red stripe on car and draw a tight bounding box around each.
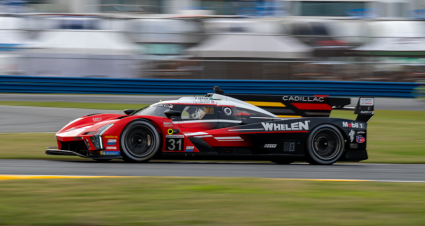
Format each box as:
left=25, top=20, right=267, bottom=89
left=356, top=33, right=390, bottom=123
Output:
left=292, top=103, right=332, bottom=110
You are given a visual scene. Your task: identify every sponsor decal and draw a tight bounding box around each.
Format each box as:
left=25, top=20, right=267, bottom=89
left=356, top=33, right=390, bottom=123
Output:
left=360, top=111, right=374, bottom=114
left=356, top=135, right=365, bottom=143
left=166, top=135, right=184, bottom=138
left=360, top=98, right=374, bottom=106
left=349, top=130, right=355, bottom=142
left=100, top=151, right=120, bottom=155
left=223, top=107, right=232, bottom=116
left=283, top=96, right=325, bottom=102
left=104, top=135, right=118, bottom=139
left=190, top=97, right=216, bottom=104
left=107, top=139, right=116, bottom=145
left=185, top=149, right=194, bottom=152
left=261, top=121, right=310, bottom=131
left=93, top=118, right=102, bottom=122
left=163, top=122, right=173, bottom=127
left=181, top=100, right=215, bottom=104
left=105, top=146, right=117, bottom=150
left=342, top=122, right=364, bottom=128
left=357, top=131, right=366, bottom=134
left=186, top=146, right=194, bottom=150
left=264, top=144, right=277, bottom=148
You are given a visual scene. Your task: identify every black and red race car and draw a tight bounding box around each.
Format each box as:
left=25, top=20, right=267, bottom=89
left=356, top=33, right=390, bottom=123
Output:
left=46, top=87, right=374, bottom=165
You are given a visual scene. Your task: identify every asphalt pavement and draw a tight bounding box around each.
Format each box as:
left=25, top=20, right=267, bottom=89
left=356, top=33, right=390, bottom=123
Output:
left=0, top=106, right=120, bottom=133
left=1, top=95, right=424, bottom=181
left=0, top=159, right=424, bottom=182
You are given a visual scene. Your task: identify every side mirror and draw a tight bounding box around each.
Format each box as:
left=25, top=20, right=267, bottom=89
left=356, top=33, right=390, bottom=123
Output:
left=124, top=109, right=136, bottom=115
left=164, top=110, right=181, bottom=119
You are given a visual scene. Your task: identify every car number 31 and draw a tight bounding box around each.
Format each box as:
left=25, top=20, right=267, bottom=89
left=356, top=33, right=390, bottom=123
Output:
left=165, top=137, right=184, bottom=151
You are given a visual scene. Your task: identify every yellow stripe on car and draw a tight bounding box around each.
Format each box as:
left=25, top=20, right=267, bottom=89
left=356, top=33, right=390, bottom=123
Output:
left=277, top=115, right=302, bottom=118
left=245, top=101, right=286, bottom=107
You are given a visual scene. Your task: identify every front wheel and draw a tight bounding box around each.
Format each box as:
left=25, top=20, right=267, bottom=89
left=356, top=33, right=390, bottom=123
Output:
left=306, top=124, right=345, bottom=165
left=120, top=120, right=161, bottom=163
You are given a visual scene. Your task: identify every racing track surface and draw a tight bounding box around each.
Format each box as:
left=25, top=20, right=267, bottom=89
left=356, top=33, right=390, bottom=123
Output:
left=1, top=95, right=424, bottom=181
left=1, top=159, right=425, bottom=182
left=0, top=106, right=121, bottom=133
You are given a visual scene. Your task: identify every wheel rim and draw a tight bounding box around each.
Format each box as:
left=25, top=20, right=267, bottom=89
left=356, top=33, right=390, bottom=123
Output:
left=124, top=125, right=155, bottom=158
left=311, top=129, right=341, bottom=161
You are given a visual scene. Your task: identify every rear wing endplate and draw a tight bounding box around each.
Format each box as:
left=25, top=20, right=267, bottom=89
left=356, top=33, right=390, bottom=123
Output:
left=354, top=97, right=374, bottom=122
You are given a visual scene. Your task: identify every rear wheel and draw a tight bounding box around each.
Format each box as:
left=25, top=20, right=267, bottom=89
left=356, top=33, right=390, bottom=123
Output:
left=306, top=124, right=344, bottom=165
left=120, top=120, right=161, bottom=163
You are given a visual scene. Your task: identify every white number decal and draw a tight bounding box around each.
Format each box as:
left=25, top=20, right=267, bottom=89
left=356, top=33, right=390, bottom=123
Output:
left=176, top=139, right=182, bottom=150
left=168, top=139, right=176, bottom=150
left=167, top=138, right=183, bottom=151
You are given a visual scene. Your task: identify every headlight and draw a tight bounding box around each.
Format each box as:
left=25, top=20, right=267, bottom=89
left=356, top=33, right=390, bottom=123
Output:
left=90, top=123, right=114, bottom=150
left=96, top=123, right=114, bottom=135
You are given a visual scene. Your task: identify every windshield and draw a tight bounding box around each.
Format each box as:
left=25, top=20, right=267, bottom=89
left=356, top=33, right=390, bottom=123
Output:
left=134, top=104, right=171, bottom=117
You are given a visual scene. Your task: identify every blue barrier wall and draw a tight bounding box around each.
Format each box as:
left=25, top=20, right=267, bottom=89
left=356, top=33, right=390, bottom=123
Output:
left=0, top=75, right=421, bottom=98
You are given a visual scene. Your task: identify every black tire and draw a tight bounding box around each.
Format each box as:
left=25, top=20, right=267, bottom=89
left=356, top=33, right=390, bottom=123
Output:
left=306, top=124, right=344, bottom=165
left=120, top=120, right=161, bottom=163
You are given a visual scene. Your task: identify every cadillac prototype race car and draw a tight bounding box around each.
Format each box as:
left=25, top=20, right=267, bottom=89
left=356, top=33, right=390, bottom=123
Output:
left=46, top=87, right=374, bottom=165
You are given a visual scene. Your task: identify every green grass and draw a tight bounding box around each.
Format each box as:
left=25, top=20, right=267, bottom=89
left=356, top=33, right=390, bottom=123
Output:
left=0, top=133, right=74, bottom=160
left=0, top=109, right=424, bottom=163
left=0, top=101, right=149, bottom=110
left=1, top=177, right=425, bottom=225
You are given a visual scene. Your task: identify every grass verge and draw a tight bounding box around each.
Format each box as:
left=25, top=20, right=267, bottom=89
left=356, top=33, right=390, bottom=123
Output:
left=0, top=101, right=149, bottom=110
left=0, top=133, right=74, bottom=160
left=0, top=110, right=424, bottom=163
left=1, top=177, right=425, bottom=225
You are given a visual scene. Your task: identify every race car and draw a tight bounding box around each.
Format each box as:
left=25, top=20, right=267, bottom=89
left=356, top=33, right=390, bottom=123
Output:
left=46, top=87, right=374, bottom=165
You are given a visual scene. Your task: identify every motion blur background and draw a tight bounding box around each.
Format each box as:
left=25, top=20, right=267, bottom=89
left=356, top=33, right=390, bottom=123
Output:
left=1, top=0, right=425, bottom=82
left=1, top=2, right=425, bottom=225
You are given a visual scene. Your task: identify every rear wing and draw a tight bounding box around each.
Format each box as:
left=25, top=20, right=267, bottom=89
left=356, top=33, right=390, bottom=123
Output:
left=213, top=86, right=374, bottom=122
left=331, top=96, right=374, bottom=122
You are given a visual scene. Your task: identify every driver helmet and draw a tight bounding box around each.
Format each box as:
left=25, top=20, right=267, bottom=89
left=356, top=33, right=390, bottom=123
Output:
left=187, top=107, right=198, bottom=118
